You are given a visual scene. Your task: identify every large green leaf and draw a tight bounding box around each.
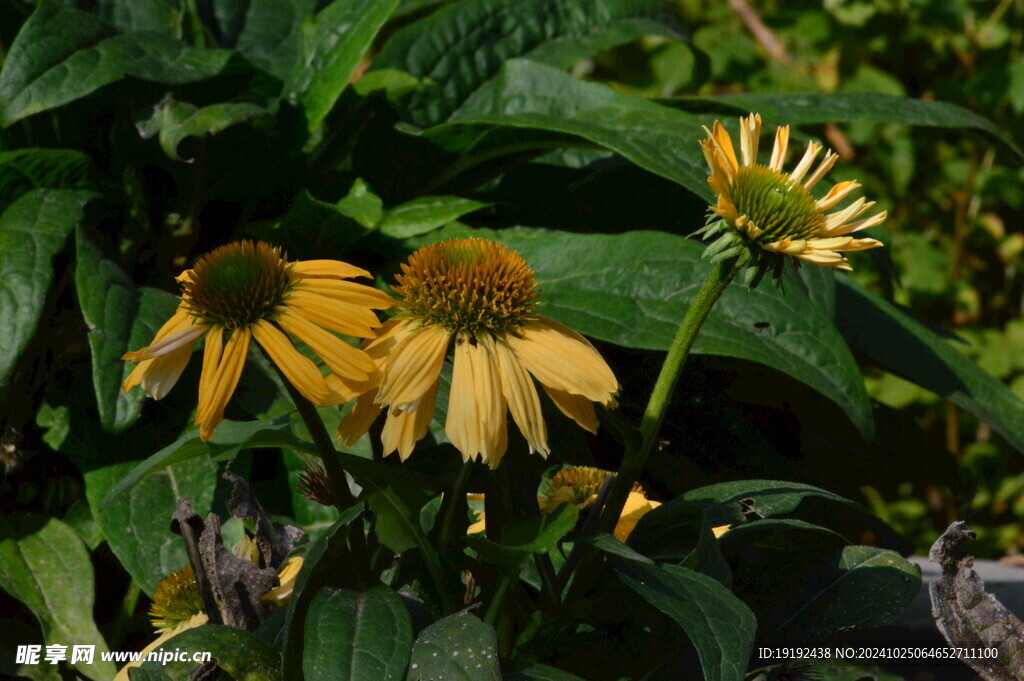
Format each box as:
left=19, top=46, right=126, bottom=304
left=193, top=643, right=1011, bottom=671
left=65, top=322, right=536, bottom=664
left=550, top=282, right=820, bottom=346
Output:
left=235, top=0, right=316, bottom=84
left=97, top=0, right=185, bottom=36
left=465, top=503, right=579, bottom=575
left=287, top=0, right=400, bottom=132
left=75, top=228, right=180, bottom=432
left=616, top=561, right=756, bottom=681
left=0, top=516, right=116, bottom=681
left=378, top=196, right=490, bottom=239
left=0, top=149, right=95, bottom=209
left=303, top=586, right=412, bottom=681
left=431, top=60, right=713, bottom=200
left=678, top=92, right=1024, bottom=162
left=84, top=455, right=218, bottom=594
left=375, top=0, right=685, bottom=127
left=757, top=545, right=920, bottom=642
left=0, top=189, right=93, bottom=399
left=0, top=0, right=234, bottom=126
left=136, top=624, right=281, bottom=681
left=406, top=612, right=501, bottom=681
left=419, top=225, right=873, bottom=438
left=835, top=278, right=1024, bottom=455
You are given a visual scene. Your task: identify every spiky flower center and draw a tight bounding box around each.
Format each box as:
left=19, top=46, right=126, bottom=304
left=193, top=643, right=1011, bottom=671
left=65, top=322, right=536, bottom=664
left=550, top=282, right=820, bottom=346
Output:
left=393, top=238, right=539, bottom=336
left=183, top=240, right=292, bottom=328
left=149, top=566, right=203, bottom=633
left=550, top=466, right=645, bottom=506
left=730, top=165, right=824, bottom=243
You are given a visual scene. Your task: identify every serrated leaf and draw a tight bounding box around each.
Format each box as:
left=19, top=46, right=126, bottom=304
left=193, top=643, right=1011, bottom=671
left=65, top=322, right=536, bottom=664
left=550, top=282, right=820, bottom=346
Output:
left=378, top=196, right=489, bottom=239
left=679, top=91, right=1023, bottom=162
left=0, top=516, right=116, bottom=681
left=136, top=624, right=281, bottom=680
left=84, top=455, right=218, bottom=594
left=835, top=278, right=1024, bottom=456
left=288, top=0, right=400, bottom=132
left=0, top=189, right=93, bottom=400
left=75, top=228, right=180, bottom=432
left=406, top=612, right=501, bottom=681
left=303, top=586, right=412, bottom=681
left=375, top=0, right=685, bottom=127
left=616, top=561, right=755, bottom=681
left=0, top=0, right=235, bottom=126
left=0, top=149, right=95, bottom=209
left=136, top=95, right=270, bottom=161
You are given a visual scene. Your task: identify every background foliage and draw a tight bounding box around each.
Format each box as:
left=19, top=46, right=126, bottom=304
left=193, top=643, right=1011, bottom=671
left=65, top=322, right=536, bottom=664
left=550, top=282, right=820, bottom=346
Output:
left=0, top=0, right=1022, bottom=679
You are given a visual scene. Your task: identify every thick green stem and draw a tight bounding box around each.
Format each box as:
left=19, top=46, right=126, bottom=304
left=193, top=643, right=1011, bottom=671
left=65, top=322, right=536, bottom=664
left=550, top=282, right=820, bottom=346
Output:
left=484, top=576, right=515, bottom=627
left=598, top=257, right=742, bottom=534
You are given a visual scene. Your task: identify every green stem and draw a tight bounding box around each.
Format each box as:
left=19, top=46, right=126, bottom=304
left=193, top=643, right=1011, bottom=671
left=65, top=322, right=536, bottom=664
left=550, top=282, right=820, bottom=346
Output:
left=598, top=257, right=742, bottom=534
left=438, top=460, right=474, bottom=552
left=533, top=554, right=561, bottom=609
left=484, top=576, right=515, bottom=627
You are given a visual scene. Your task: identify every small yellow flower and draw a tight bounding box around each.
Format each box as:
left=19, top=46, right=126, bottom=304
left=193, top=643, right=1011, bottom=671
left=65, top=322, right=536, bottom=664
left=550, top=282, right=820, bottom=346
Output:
left=122, top=240, right=392, bottom=441
left=467, top=466, right=660, bottom=542
left=337, top=238, right=619, bottom=467
left=700, top=113, right=885, bottom=272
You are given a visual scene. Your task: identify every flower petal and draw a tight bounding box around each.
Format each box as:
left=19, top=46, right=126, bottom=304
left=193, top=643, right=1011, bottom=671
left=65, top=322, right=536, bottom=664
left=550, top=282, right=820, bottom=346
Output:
left=542, top=385, right=599, bottom=433
left=739, top=113, right=761, bottom=167
left=768, top=125, right=789, bottom=172
left=276, top=308, right=375, bottom=380
left=613, top=493, right=659, bottom=542
left=802, top=149, right=838, bottom=190
left=252, top=319, right=332, bottom=404
left=122, top=318, right=205, bottom=361
left=197, top=325, right=225, bottom=407
left=337, top=389, right=384, bottom=446
left=296, top=279, right=394, bottom=309
left=377, top=323, right=451, bottom=409
left=789, top=140, right=822, bottom=183
left=445, top=332, right=507, bottom=466
left=508, top=316, right=618, bottom=404
left=292, top=259, right=371, bottom=280
left=134, top=344, right=194, bottom=400
left=285, top=290, right=381, bottom=337
left=195, top=327, right=250, bottom=441
left=494, top=336, right=548, bottom=456
left=382, top=380, right=439, bottom=460
left=816, top=180, right=861, bottom=211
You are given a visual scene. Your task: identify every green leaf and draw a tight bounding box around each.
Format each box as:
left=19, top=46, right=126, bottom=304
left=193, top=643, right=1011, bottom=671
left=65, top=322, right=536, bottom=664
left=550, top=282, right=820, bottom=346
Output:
left=282, top=507, right=365, bottom=679
left=0, top=189, right=93, bottom=399
left=288, top=0, right=400, bottom=132
left=84, top=455, right=218, bottom=594
left=0, top=516, right=116, bottom=681
left=835, top=278, right=1024, bottom=455
left=137, top=624, right=282, bottom=680
left=98, top=0, right=185, bottom=36
left=375, top=0, right=685, bottom=127
left=616, top=562, right=755, bottom=681
left=0, top=149, right=95, bottom=209
left=336, top=178, right=384, bottom=229
left=136, top=95, right=271, bottom=161
left=758, top=545, right=920, bottom=642
left=235, top=0, right=316, bottom=84
left=378, top=196, right=489, bottom=239
left=368, top=485, right=436, bottom=553
left=464, top=503, right=578, bottom=575
left=406, top=612, right=501, bottom=681
left=424, top=225, right=873, bottom=438
left=249, top=189, right=367, bottom=258
left=679, top=91, right=1024, bottom=163
left=432, top=60, right=713, bottom=200
left=303, top=586, right=412, bottom=681
left=98, top=416, right=310, bottom=508
left=76, top=228, right=180, bottom=432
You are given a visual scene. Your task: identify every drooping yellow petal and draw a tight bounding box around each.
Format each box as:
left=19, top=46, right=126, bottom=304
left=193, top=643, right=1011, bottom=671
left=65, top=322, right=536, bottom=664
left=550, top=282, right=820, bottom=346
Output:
left=376, top=323, right=451, bottom=409
left=252, top=319, right=332, bottom=405
left=337, top=389, right=384, bottom=446
left=296, top=279, right=394, bottom=309
left=197, top=325, right=225, bottom=407
left=494, top=336, right=548, bottom=456
left=276, top=308, right=375, bottom=380
left=445, top=332, right=506, bottom=466
left=195, top=327, right=250, bottom=441
left=134, top=344, right=195, bottom=400
left=263, top=556, right=304, bottom=611
left=542, top=385, right=599, bottom=433
left=292, top=260, right=371, bottom=280
left=382, top=380, right=439, bottom=460
left=614, top=494, right=661, bottom=542
left=122, top=322, right=206, bottom=361
left=508, top=316, right=618, bottom=404
left=285, top=290, right=381, bottom=337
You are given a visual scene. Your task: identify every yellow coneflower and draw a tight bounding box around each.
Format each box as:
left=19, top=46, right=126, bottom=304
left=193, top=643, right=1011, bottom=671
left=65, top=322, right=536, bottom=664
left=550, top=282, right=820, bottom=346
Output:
left=467, top=466, right=660, bottom=542
left=338, top=238, right=619, bottom=467
left=121, top=240, right=392, bottom=441
left=699, top=113, right=885, bottom=273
